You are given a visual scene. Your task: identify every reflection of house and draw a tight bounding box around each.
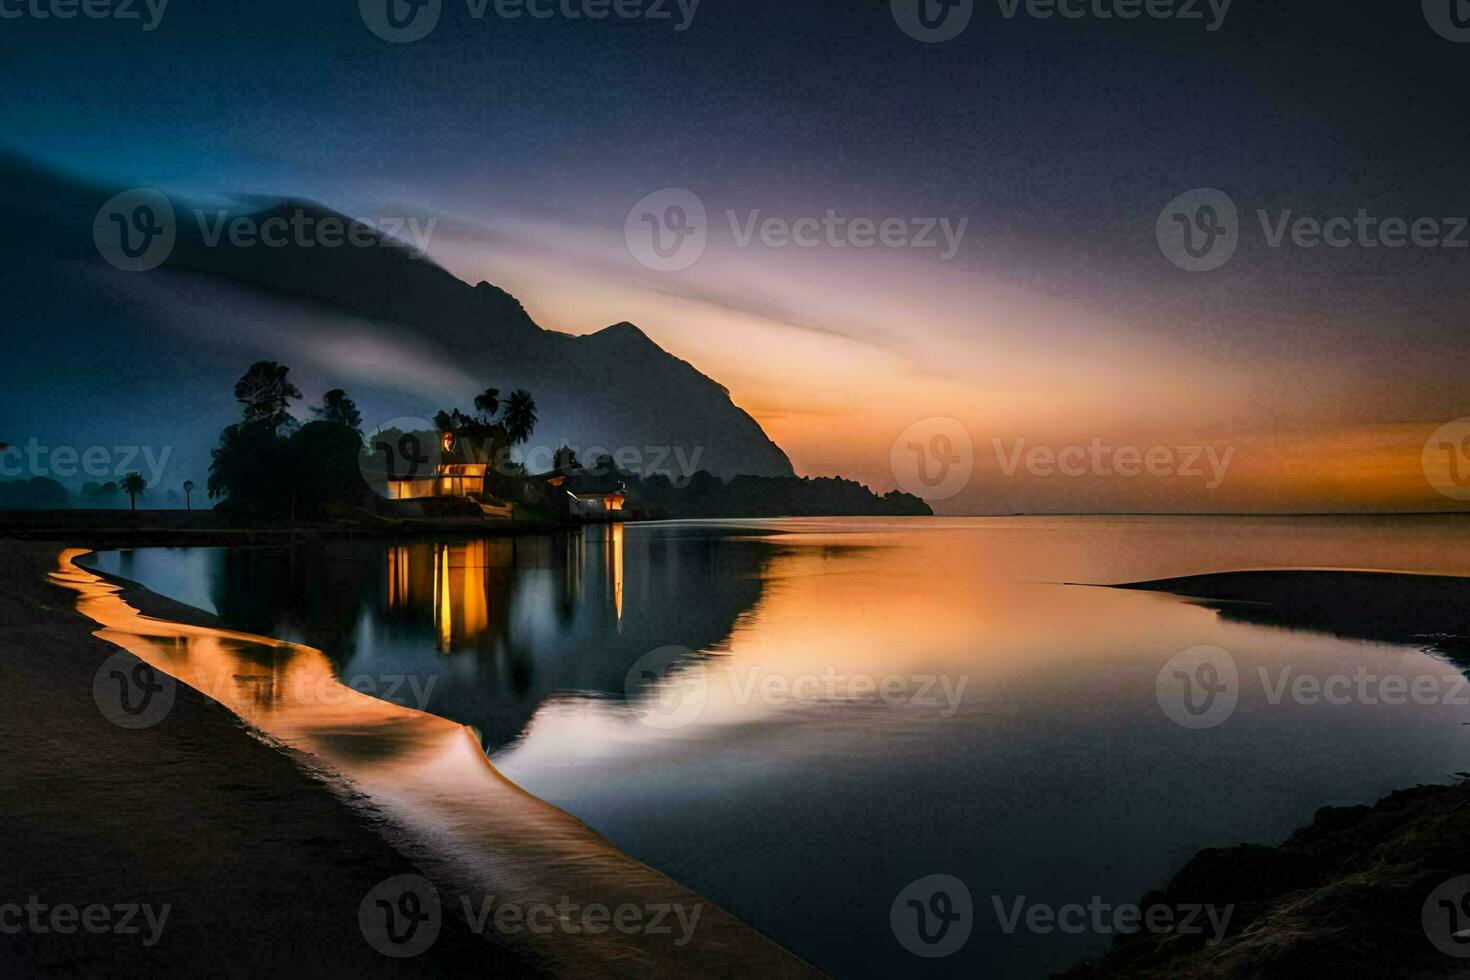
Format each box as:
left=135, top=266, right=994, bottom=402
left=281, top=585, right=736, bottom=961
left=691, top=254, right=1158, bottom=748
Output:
left=386, top=541, right=512, bottom=653
left=384, top=530, right=624, bottom=654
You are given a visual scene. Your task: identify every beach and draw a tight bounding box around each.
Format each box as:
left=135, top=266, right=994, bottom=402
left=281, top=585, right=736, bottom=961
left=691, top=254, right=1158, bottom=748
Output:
left=0, top=539, right=815, bottom=978
left=0, top=539, right=528, bottom=975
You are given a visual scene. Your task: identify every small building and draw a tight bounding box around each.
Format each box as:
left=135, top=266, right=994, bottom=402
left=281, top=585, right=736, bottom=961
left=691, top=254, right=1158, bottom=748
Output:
left=385, top=430, right=510, bottom=518
left=386, top=432, right=490, bottom=499
left=566, top=488, right=626, bottom=518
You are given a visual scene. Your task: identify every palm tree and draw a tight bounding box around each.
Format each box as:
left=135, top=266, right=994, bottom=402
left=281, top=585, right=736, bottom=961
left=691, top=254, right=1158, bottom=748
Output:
left=473, top=388, right=501, bottom=423
left=121, top=472, right=147, bottom=511
left=183, top=480, right=195, bottom=511
left=502, top=389, right=538, bottom=447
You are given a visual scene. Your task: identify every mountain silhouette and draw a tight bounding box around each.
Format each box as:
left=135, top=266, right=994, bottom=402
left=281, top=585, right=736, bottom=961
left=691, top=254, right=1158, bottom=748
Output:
left=0, top=151, right=794, bottom=482
left=160, top=196, right=796, bottom=479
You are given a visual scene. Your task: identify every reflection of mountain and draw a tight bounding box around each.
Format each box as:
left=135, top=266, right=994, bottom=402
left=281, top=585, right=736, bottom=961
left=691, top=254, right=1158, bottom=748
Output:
left=204, top=529, right=775, bottom=749
left=1115, top=569, right=1470, bottom=664
left=0, top=151, right=793, bottom=483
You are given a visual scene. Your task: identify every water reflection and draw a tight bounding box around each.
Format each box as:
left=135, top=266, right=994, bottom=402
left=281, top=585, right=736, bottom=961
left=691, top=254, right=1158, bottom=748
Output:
left=80, top=516, right=1470, bottom=979
left=93, top=527, right=772, bottom=752
left=610, top=523, right=623, bottom=624
left=378, top=528, right=626, bottom=655
left=53, top=545, right=812, bottom=978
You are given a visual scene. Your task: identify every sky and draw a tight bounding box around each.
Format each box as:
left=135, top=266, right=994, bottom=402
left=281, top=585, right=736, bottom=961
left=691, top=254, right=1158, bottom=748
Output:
left=2, top=0, right=1469, bottom=512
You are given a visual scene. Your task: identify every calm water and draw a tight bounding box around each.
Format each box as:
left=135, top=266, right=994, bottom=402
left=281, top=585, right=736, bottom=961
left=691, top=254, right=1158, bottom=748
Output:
left=83, top=517, right=1470, bottom=976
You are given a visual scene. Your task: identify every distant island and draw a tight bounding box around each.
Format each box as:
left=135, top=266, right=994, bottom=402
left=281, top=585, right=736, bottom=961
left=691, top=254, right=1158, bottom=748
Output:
left=548, top=453, right=931, bottom=519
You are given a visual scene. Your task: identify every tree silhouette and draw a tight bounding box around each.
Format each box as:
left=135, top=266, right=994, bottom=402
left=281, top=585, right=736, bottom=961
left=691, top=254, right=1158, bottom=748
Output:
left=473, top=388, right=501, bottom=423
left=313, top=389, right=363, bottom=434
left=234, top=361, right=302, bottom=434
left=121, top=472, right=146, bottom=511
left=209, top=364, right=384, bottom=517
left=81, top=481, right=121, bottom=507
left=210, top=419, right=281, bottom=507
left=502, top=389, right=538, bottom=447
left=183, top=479, right=195, bottom=511
left=288, top=421, right=369, bottom=517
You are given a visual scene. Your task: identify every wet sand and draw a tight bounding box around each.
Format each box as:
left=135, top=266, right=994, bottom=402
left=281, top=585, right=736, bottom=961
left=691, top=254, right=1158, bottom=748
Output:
left=0, top=540, right=527, bottom=976
left=1, top=541, right=816, bottom=978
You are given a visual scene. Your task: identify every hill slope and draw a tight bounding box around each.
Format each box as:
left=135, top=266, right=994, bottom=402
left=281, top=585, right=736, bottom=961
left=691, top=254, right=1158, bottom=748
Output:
left=161, top=198, right=796, bottom=480
left=0, top=155, right=794, bottom=482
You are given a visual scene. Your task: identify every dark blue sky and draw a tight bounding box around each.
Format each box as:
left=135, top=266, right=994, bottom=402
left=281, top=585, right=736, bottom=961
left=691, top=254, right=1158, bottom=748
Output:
left=5, top=1, right=1460, bottom=214
left=6, top=2, right=1465, bottom=321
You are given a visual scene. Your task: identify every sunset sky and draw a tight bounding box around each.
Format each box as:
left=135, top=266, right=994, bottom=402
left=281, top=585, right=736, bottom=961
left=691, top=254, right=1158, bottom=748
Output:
left=3, top=0, right=1467, bottom=512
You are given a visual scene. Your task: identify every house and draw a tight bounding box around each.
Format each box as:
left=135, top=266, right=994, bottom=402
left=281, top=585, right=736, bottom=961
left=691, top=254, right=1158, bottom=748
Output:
left=384, top=430, right=512, bottom=518
left=385, top=432, right=488, bottom=498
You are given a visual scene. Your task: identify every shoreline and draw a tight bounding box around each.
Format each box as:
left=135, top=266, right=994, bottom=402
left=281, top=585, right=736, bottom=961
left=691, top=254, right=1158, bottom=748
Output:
left=1061, top=569, right=1470, bottom=977
left=0, top=539, right=530, bottom=976
left=8, top=509, right=1467, bottom=553
left=0, top=510, right=570, bottom=548
left=0, top=506, right=942, bottom=546
left=1058, top=778, right=1470, bottom=978
left=3, top=540, right=816, bottom=977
